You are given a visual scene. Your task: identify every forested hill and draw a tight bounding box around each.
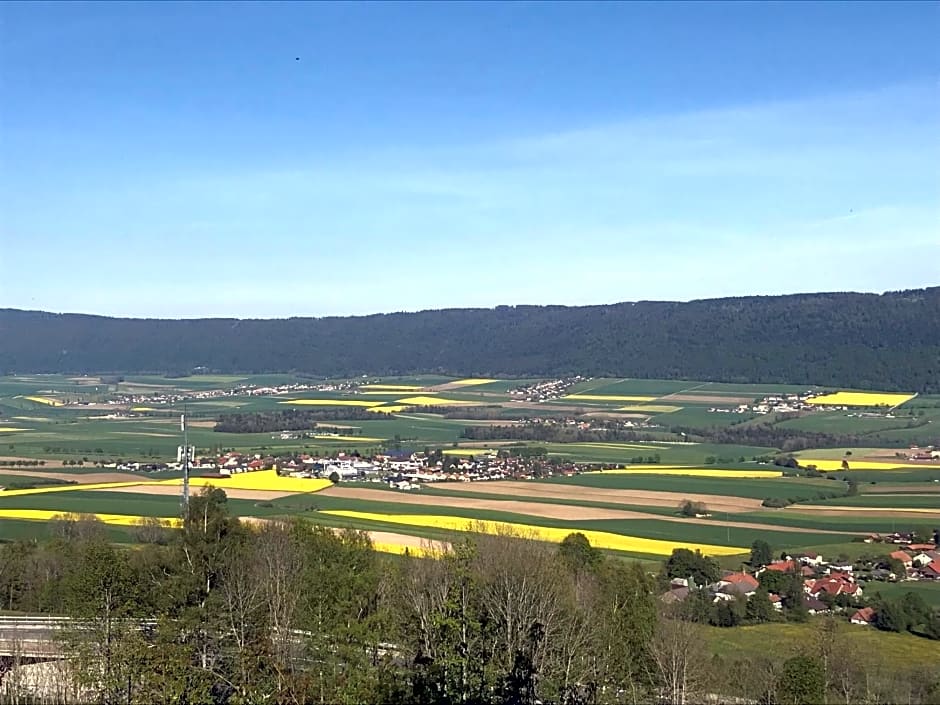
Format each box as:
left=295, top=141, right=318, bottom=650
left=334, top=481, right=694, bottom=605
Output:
left=1, top=288, right=938, bottom=392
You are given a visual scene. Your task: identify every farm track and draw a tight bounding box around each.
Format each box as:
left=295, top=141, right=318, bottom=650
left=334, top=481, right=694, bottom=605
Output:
left=322, top=487, right=851, bottom=534
left=376, top=480, right=764, bottom=513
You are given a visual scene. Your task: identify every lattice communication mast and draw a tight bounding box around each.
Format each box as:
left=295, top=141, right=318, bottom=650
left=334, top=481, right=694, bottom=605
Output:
left=178, top=412, right=194, bottom=513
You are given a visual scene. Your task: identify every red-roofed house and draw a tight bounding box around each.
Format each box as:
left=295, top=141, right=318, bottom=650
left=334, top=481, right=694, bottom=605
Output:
left=922, top=560, right=940, bottom=580
left=763, top=560, right=798, bottom=573
left=889, top=551, right=913, bottom=571
left=723, top=572, right=760, bottom=590
left=908, top=543, right=936, bottom=552
left=851, top=607, right=875, bottom=625
left=806, top=575, right=862, bottom=599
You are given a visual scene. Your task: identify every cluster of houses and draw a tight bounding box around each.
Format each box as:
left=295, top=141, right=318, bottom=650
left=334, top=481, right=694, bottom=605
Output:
left=508, top=377, right=586, bottom=402
left=709, top=392, right=822, bottom=416
left=112, top=380, right=353, bottom=410
left=208, top=448, right=593, bottom=487
left=662, top=545, right=939, bottom=626
left=377, top=450, right=595, bottom=488
left=906, top=445, right=940, bottom=461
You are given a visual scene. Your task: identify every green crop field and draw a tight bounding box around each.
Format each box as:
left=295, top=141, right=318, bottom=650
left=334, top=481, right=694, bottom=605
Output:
left=543, top=473, right=842, bottom=501
left=864, top=581, right=940, bottom=608
left=704, top=622, right=940, bottom=669
left=2, top=373, right=937, bottom=555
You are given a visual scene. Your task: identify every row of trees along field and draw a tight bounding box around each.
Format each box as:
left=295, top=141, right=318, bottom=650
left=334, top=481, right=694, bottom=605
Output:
left=3, top=287, right=939, bottom=391
left=0, top=490, right=938, bottom=704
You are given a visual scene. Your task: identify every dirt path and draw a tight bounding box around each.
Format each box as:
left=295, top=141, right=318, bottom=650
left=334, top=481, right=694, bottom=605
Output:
left=322, top=486, right=844, bottom=534
left=424, top=480, right=764, bottom=513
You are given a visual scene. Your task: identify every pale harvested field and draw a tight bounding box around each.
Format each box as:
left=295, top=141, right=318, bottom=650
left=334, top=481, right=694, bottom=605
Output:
left=410, top=481, right=763, bottom=513
left=102, top=484, right=293, bottom=501
left=322, top=487, right=840, bottom=533
left=859, top=484, right=940, bottom=494
left=788, top=506, right=940, bottom=517
left=0, top=468, right=147, bottom=483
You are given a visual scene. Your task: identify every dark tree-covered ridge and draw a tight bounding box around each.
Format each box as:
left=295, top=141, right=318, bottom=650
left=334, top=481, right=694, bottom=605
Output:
left=1, top=287, right=938, bottom=391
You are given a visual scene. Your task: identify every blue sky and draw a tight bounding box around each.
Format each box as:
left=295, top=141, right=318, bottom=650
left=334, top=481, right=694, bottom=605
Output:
left=1, top=1, right=937, bottom=318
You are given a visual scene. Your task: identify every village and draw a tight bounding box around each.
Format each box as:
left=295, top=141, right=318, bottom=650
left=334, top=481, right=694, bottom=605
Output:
left=662, top=536, right=940, bottom=629
left=106, top=447, right=596, bottom=489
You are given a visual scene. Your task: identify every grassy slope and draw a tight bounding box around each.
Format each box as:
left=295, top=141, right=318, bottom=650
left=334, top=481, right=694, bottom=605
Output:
left=704, top=622, right=940, bottom=669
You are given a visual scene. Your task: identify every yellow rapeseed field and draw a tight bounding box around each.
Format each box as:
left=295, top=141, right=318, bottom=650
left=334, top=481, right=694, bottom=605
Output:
left=278, top=399, right=383, bottom=407
left=158, top=470, right=333, bottom=494
left=131, top=406, right=158, bottom=412
left=806, top=392, right=915, bottom=407
left=371, top=541, right=446, bottom=558
left=321, top=511, right=747, bottom=556
left=564, top=394, right=657, bottom=403
left=617, top=405, right=683, bottom=413
left=366, top=405, right=410, bottom=414
left=396, top=396, right=479, bottom=406
left=0, top=427, right=29, bottom=433
left=799, top=458, right=938, bottom=471
left=313, top=434, right=386, bottom=442
left=0, top=509, right=181, bottom=527
left=22, top=396, right=63, bottom=406
left=449, top=379, right=499, bottom=387
left=590, top=468, right=784, bottom=478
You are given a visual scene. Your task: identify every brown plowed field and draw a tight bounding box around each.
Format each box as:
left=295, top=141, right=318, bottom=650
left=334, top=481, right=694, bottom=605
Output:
left=322, top=486, right=844, bottom=534
left=424, top=480, right=763, bottom=513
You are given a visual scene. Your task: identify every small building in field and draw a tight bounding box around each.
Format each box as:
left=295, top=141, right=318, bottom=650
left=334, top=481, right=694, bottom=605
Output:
left=851, top=607, right=875, bottom=625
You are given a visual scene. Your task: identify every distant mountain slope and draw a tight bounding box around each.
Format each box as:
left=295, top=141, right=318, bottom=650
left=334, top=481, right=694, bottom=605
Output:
left=1, top=288, right=938, bottom=392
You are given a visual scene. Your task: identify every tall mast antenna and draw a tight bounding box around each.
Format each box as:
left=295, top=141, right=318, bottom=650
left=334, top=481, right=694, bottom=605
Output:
left=180, top=406, right=191, bottom=513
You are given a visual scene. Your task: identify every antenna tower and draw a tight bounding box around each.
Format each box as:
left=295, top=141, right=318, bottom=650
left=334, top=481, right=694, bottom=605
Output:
left=178, top=409, right=193, bottom=513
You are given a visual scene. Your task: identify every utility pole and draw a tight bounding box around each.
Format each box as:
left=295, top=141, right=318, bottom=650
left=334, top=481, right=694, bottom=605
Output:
left=178, top=409, right=193, bottom=514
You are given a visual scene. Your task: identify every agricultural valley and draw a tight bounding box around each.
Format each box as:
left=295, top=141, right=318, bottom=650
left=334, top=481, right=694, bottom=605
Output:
left=1, top=293, right=939, bottom=705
